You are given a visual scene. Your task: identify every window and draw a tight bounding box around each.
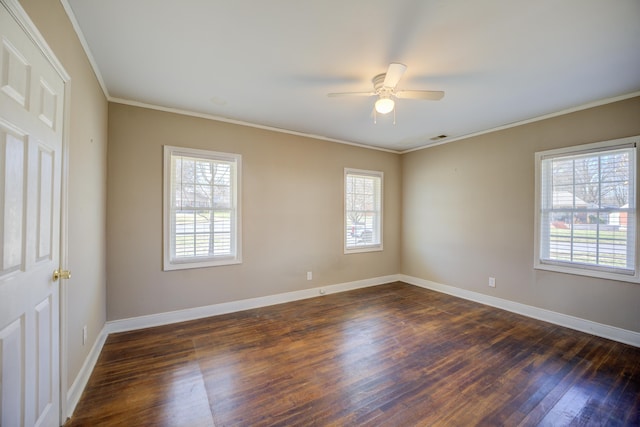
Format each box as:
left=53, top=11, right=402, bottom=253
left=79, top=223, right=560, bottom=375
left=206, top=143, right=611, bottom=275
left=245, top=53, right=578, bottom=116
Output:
left=163, top=146, right=241, bottom=270
left=345, top=168, right=383, bottom=253
left=535, top=136, right=638, bottom=282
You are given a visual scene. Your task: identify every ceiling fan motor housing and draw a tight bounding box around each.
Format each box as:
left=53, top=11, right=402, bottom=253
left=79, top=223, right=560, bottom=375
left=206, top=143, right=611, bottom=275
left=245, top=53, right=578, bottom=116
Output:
left=373, top=73, right=389, bottom=93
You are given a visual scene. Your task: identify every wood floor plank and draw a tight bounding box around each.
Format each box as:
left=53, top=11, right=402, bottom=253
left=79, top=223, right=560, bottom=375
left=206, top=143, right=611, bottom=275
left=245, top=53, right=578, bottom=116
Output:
left=65, top=282, right=640, bottom=426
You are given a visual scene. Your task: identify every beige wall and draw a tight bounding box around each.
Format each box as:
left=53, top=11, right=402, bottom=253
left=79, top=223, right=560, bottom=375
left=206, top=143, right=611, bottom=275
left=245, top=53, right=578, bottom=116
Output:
left=401, top=96, right=640, bottom=332
left=107, top=103, right=401, bottom=320
left=18, top=0, right=108, bottom=391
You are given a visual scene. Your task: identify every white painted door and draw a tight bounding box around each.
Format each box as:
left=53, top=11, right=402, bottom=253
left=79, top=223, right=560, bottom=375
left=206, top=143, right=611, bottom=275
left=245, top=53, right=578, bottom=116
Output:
left=0, top=3, right=65, bottom=426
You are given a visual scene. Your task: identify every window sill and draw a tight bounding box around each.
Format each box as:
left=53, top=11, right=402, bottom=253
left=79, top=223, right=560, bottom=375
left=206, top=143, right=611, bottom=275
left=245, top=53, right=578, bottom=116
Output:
left=163, top=256, right=242, bottom=271
left=344, top=245, right=383, bottom=254
left=534, top=261, right=640, bottom=284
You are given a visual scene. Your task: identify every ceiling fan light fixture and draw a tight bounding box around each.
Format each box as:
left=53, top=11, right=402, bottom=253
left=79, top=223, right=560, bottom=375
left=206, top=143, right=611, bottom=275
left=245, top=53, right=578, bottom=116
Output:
left=375, top=97, right=395, bottom=114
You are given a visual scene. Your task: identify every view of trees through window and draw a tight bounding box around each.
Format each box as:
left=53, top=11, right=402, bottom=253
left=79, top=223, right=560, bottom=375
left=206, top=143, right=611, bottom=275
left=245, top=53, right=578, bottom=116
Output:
left=541, top=146, right=635, bottom=271
left=171, top=155, right=233, bottom=259
left=551, top=149, right=630, bottom=209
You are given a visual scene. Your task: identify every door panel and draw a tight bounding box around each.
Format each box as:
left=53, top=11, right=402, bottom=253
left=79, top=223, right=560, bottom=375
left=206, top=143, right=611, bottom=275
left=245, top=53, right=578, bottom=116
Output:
left=35, top=296, right=53, bottom=419
left=36, top=146, right=54, bottom=261
left=0, top=126, right=26, bottom=273
left=0, top=317, right=23, bottom=427
left=0, top=3, right=64, bottom=426
left=1, top=36, right=31, bottom=109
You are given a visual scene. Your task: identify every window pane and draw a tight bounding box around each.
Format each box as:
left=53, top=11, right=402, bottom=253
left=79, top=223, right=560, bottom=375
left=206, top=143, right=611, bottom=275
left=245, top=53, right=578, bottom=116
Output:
left=195, top=161, right=212, bottom=184
left=214, top=163, right=231, bottom=185
left=181, top=159, right=195, bottom=184
left=194, top=183, right=212, bottom=208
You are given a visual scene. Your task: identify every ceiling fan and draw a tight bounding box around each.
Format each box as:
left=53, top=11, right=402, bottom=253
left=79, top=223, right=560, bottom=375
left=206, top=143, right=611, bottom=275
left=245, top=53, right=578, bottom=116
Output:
left=328, top=63, right=444, bottom=119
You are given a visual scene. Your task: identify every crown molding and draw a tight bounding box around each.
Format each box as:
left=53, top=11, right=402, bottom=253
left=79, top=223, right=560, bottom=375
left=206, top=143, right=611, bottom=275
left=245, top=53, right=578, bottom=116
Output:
left=109, top=97, right=401, bottom=154
left=401, top=91, right=640, bottom=154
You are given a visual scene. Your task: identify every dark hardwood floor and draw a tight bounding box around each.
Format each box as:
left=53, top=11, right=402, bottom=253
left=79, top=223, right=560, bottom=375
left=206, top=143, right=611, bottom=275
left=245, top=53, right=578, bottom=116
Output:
left=65, top=282, right=640, bottom=426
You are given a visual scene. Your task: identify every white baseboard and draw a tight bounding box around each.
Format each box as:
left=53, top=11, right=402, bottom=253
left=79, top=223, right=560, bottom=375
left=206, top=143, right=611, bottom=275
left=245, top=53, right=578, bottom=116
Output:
left=399, top=274, right=640, bottom=347
left=106, top=274, right=401, bottom=334
left=65, top=324, right=109, bottom=418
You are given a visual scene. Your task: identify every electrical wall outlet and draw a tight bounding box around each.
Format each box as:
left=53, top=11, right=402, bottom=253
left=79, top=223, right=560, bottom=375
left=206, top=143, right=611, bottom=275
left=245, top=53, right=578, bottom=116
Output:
left=82, top=325, right=88, bottom=345
left=489, top=277, right=496, bottom=288
left=307, top=271, right=312, bottom=280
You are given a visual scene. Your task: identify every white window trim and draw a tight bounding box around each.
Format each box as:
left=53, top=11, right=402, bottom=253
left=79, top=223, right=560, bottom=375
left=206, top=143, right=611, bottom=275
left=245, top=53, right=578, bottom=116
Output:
left=163, top=145, right=242, bottom=271
left=344, top=168, right=384, bottom=254
left=534, top=136, right=639, bottom=283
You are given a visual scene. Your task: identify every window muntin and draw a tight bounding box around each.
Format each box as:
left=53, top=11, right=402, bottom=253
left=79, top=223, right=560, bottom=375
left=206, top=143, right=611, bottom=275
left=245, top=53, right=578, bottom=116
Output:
left=535, top=137, right=638, bottom=282
left=164, top=146, right=241, bottom=270
left=345, top=169, right=383, bottom=253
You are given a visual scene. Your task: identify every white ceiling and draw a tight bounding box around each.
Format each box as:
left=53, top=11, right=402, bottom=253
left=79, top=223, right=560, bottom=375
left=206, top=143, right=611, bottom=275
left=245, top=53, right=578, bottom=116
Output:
left=65, top=0, right=640, bottom=152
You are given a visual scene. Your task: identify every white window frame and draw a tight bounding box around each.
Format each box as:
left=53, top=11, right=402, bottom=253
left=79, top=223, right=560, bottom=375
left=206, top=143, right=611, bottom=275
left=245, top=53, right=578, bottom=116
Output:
left=163, top=145, right=242, bottom=271
left=534, top=136, right=639, bottom=283
left=344, top=168, right=383, bottom=254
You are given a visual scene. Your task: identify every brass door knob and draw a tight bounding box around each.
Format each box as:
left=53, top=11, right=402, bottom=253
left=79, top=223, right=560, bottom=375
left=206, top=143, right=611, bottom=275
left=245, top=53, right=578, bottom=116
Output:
left=52, top=269, right=72, bottom=281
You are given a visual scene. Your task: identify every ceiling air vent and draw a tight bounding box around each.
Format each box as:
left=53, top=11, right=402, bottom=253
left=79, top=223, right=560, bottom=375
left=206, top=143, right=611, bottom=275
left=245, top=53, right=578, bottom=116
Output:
left=430, top=134, right=448, bottom=141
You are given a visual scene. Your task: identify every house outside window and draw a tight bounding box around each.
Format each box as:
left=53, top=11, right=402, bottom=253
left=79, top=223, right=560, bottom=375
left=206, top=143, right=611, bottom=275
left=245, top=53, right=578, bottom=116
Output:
left=534, top=136, right=638, bottom=282
left=163, top=146, right=241, bottom=270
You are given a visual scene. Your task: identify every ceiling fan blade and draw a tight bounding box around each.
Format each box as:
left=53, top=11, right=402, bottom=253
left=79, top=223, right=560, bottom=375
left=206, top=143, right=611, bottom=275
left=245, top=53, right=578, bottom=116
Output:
left=395, top=90, right=444, bottom=100
left=327, top=91, right=376, bottom=97
left=383, top=63, right=407, bottom=88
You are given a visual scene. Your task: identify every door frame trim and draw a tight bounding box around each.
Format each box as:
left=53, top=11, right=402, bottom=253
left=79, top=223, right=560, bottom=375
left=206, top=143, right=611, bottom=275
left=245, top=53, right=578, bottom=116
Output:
left=0, top=0, right=71, bottom=423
